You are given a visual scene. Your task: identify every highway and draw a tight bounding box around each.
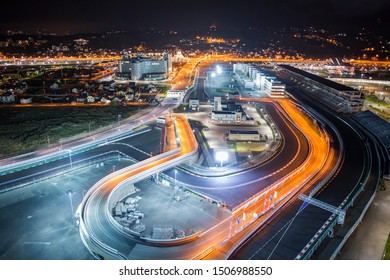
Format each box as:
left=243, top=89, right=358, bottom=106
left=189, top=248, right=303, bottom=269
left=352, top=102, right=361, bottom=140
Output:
left=0, top=128, right=162, bottom=192
left=171, top=56, right=205, bottom=91
left=183, top=60, right=214, bottom=103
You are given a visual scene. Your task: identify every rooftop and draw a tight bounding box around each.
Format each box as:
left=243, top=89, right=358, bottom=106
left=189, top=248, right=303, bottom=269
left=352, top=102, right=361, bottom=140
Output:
left=353, top=110, right=390, bottom=160
left=212, top=110, right=237, bottom=115
left=229, top=130, right=259, bottom=135
left=279, top=64, right=358, bottom=92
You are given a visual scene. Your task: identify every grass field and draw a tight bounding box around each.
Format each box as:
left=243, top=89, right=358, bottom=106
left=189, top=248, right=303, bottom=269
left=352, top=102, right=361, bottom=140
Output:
left=235, top=142, right=266, bottom=152
left=0, top=106, right=142, bottom=159
left=384, top=234, right=390, bottom=260
left=173, top=104, right=189, bottom=113
left=365, top=95, right=389, bottom=108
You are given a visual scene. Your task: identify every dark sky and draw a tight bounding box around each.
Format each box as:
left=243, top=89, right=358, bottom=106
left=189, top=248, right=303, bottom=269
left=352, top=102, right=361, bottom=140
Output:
left=1, top=0, right=389, bottom=34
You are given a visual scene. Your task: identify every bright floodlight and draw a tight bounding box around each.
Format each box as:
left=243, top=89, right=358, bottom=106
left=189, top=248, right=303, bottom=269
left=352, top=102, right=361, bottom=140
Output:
left=211, top=72, right=216, bottom=78
left=215, top=150, right=228, bottom=166
left=216, top=65, right=222, bottom=74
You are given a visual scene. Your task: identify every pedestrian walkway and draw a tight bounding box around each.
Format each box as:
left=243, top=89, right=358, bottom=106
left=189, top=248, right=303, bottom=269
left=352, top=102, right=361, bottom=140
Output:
left=336, top=181, right=390, bottom=260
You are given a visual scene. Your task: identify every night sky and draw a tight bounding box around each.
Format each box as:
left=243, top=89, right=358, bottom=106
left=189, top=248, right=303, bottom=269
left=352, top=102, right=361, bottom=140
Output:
left=1, top=0, right=389, bottom=34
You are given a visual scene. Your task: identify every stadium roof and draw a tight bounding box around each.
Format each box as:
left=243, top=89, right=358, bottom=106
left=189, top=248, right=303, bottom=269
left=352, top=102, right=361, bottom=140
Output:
left=353, top=110, right=390, bottom=161
left=279, top=65, right=358, bottom=92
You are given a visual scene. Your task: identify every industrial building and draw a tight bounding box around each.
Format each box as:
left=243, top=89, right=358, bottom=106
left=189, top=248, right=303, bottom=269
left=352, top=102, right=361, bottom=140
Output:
left=189, top=98, right=200, bottom=111
left=277, top=65, right=364, bottom=113
left=228, top=130, right=260, bottom=141
left=211, top=97, right=254, bottom=124
left=117, top=53, right=171, bottom=81
left=233, top=63, right=285, bottom=97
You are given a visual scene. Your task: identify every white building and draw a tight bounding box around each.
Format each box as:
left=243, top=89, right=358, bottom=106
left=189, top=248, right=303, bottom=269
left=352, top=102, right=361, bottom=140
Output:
left=86, top=96, right=95, bottom=103
left=20, top=98, right=32, bottom=104
left=118, top=53, right=171, bottom=81
left=233, top=63, right=285, bottom=96
left=214, top=96, right=222, bottom=111
left=228, top=130, right=260, bottom=141
left=189, top=98, right=200, bottom=110
left=211, top=97, right=254, bottom=124
left=212, top=111, right=242, bottom=122
left=263, top=77, right=286, bottom=96
left=0, top=93, right=15, bottom=103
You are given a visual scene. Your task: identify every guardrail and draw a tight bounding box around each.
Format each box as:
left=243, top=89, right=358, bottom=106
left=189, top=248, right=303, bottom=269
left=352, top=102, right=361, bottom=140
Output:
left=105, top=148, right=199, bottom=245
left=329, top=139, right=380, bottom=259
left=0, top=126, right=150, bottom=176
left=294, top=114, right=371, bottom=260
left=0, top=151, right=135, bottom=194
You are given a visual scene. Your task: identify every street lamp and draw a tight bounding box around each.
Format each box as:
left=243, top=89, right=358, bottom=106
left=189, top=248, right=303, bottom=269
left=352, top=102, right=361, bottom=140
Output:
left=215, top=150, right=228, bottom=167
left=67, top=149, right=73, bottom=170
left=216, top=65, right=222, bottom=74
left=66, top=190, right=74, bottom=220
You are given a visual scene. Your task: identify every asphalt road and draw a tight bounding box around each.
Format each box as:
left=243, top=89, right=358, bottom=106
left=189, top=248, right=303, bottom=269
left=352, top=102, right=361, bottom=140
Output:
left=0, top=128, right=162, bottom=191
left=231, top=84, right=376, bottom=260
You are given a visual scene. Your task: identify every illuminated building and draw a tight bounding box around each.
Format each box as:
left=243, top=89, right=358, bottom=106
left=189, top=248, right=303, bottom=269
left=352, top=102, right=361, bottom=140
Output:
left=228, top=130, right=261, bottom=141
left=233, top=63, right=285, bottom=97
left=278, top=65, right=364, bottom=112
left=117, top=53, right=171, bottom=81
left=211, top=97, right=254, bottom=124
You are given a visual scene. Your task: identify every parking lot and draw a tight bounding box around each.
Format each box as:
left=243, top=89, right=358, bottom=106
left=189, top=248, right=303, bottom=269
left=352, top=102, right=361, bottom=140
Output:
left=114, top=178, right=230, bottom=240
left=0, top=158, right=131, bottom=259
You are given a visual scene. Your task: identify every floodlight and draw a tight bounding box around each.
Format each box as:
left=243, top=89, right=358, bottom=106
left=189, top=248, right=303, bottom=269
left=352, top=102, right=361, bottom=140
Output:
left=215, top=150, right=228, bottom=166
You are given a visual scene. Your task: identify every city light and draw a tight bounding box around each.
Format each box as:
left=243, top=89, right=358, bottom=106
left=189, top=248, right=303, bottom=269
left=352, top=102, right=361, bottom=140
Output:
left=215, top=150, right=228, bottom=166
left=216, top=65, right=222, bottom=74
left=1, top=6, right=388, bottom=267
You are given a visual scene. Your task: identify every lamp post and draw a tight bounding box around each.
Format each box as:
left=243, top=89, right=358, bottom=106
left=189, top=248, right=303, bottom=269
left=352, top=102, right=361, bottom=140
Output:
left=215, top=150, right=228, bottom=167
left=67, top=149, right=73, bottom=170
left=66, top=190, right=74, bottom=220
